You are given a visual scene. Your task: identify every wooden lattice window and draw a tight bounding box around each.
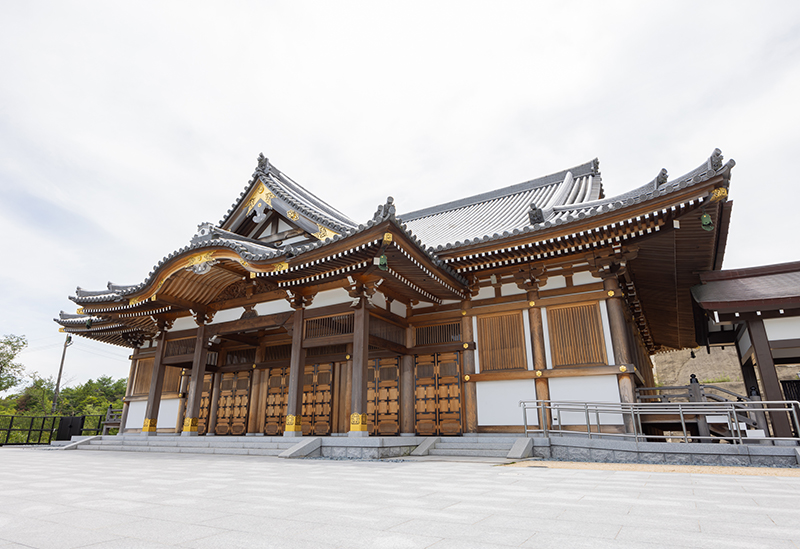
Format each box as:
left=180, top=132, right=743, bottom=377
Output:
left=132, top=358, right=154, bottom=395
left=476, top=312, right=527, bottom=371
left=415, top=322, right=462, bottom=346
left=304, top=313, right=354, bottom=339
left=164, top=337, right=196, bottom=357
left=226, top=348, right=257, bottom=365
left=547, top=302, right=607, bottom=367
left=263, top=345, right=292, bottom=361
left=369, top=316, right=405, bottom=345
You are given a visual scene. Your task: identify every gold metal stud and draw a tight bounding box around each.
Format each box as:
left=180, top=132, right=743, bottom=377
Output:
left=619, top=365, right=627, bottom=372
left=462, top=343, right=469, bottom=349
left=464, top=374, right=470, bottom=382
left=607, top=290, right=615, bottom=297
left=529, top=301, right=535, bottom=307
left=535, top=370, right=543, bottom=377
left=346, top=354, right=351, bottom=360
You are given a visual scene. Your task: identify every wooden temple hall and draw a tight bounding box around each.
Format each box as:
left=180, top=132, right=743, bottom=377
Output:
left=56, top=150, right=735, bottom=438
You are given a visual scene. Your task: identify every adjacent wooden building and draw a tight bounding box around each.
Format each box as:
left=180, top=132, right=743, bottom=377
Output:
left=56, top=150, right=735, bottom=437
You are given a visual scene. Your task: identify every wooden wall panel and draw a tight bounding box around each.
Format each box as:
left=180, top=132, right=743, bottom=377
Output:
left=162, top=366, right=182, bottom=393
left=548, top=302, right=606, bottom=367
left=476, top=312, right=527, bottom=371
left=132, top=358, right=154, bottom=395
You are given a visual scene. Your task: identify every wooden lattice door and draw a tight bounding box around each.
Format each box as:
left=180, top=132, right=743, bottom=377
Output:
left=301, top=364, right=333, bottom=436
left=414, top=352, right=462, bottom=436
left=367, top=358, right=400, bottom=436
left=264, top=367, right=288, bottom=436
left=197, top=374, right=213, bottom=435
left=215, top=371, right=250, bottom=436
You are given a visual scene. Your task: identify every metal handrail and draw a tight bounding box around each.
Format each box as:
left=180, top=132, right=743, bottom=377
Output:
left=519, top=399, right=800, bottom=444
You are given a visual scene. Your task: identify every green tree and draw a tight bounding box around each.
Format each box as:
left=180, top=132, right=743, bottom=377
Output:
left=0, top=334, right=27, bottom=392
left=14, top=374, right=55, bottom=414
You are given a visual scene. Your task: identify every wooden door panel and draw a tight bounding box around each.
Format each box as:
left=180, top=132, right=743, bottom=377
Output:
left=264, top=367, right=287, bottom=436
left=215, top=371, right=250, bottom=436
left=197, top=374, right=213, bottom=435
left=414, top=353, right=463, bottom=436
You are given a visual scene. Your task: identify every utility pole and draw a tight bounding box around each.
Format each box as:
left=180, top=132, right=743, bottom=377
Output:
left=52, top=334, right=73, bottom=414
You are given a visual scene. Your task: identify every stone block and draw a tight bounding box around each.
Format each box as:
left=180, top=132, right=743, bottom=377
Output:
left=410, top=437, right=439, bottom=456
left=551, top=446, right=570, bottom=460
left=720, top=454, right=750, bottom=467
left=279, top=437, right=320, bottom=459
left=749, top=455, right=776, bottom=467
left=612, top=450, right=639, bottom=463
left=566, top=447, right=590, bottom=461
left=664, top=453, right=693, bottom=465
left=507, top=438, right=533, bottom=459
left=532, top=446, right=551, bottom=459
left=328, top=446, right=347, bottom=458
left=589, top=449, right=614, bottom=463
left=638, top=452, right=666, bottom=464
left=346, top=447, right=362, bottom=459
left=691, top=453, right=722, bottom=466
left=362, top=448, right=379, bottom=460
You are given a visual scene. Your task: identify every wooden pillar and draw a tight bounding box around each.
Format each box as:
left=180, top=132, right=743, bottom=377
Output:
left=247, top=346, right=265, bottom=435
left=603, top=276, right=636, bottom=433
left=461, top=303, right=478, bottom=433
left=349, top=297, right=370, bottom=437
left=746, top=319, right=793, bottom=438
left=176, top=369, right=190, bottom=433
left=341, top=344, right=353, bottom=433
left=182, top=323, right=208, bottom=436
left=527, top=290, right=551, bottom=429
left=142, top=331, right=167, bottom=435
left=284, top=305, right=306, bottom=437
left=207, top=371, right=222, bottom=435
left=118, top=353, right=137, bottom=435
left=399, top=326, right=415, bottom=435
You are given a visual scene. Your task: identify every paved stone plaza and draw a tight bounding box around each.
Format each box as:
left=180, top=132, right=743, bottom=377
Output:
left=0, top=448, right=799, bottom=549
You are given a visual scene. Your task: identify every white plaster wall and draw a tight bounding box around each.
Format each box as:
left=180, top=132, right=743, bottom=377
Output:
left=157, top=398, right=181, bottom=430
left=308, top=288, right=351, bottom=310
left=547, top=375, right=623, bottom=425
left=254, top=299, right=293, bottom=316
left=476, top=380, right=538, bottom=426
left=600, top=300, right=615, bottom=365
left=474, top=286, right=495, bottom=301
left=169, top=316, right=197, bottom=332
left=208, top=307, right=246, bottom=325
left=502, top=283, right=527, bottom=297
left=572, top=271, right=600, bottom=286
left=541, top=308, right=552, bottom=369
left=540, top=275, right=567, bottom=291
left=371, top=292, right=387, bottom=309
left=522, top=312, right=534, bottom=370
left=125, top=400, right=146, bottom=429
left=390, top=299, right=407, bottom=318
left=764, top=317, right=800, bottom=341
left=738, top=329, right=752, bottom=358
left=441, top=299, right=460, bottom=306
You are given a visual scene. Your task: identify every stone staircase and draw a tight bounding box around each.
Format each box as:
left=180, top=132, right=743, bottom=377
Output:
left=426, top=435, right=522, bottom=458
left=64, top=435, right=298, bottom=456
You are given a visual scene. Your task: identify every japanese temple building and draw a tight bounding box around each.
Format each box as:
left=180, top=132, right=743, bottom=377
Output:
left=56, top=149, right=735, bottom=438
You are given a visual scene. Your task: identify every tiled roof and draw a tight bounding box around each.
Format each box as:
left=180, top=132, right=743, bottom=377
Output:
left=692, top=261, right=800, bottom=306
left=219, top=154, right=358, bottom=234
left=399, top=160, right=601, bottom=249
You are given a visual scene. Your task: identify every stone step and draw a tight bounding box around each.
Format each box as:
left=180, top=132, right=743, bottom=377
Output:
left=434, top=442, right=514, bottom=450
left=78, top=444, right=285, bottom=456
left=428, top=448, right=511, bottom=457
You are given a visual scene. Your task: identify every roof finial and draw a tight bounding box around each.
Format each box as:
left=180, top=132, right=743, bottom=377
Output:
left=708, top=148, right=723, bottom=171
left=257, top=153, right=270, bottom=172
left=652, top=168, right=668, bottom=189
left=528, top=203, right=544, bottom=225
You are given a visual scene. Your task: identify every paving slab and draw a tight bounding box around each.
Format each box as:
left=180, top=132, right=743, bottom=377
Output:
left=1, top=447, right=800, bottom=549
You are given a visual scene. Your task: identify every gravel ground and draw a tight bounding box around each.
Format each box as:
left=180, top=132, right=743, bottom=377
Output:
left=509, top=458, right=800, bottom=477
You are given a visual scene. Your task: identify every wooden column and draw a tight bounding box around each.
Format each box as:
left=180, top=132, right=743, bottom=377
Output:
left=746, top=319, right=793, bottom=437
left=284, top=305, right=306, bottom=437
left=207, top=371, right=222, bottom=435
left=118, top=353, right=137, bottom=435
left=399, top=326, right=415, bottom=435
left=527, top=289, right=551, bottom=428
left=247, top=346, right=265, bottom=435
left=461, top=304, right=478, bottom=433
left=142, top=331, right=167, bottom=435
left=182, top=323, right=208, bottom=436
left=349, top=296, right=370, bottom=437
left=341, top=343, right=353, bottom=433
left=603, top=276, right=636, bottom=433
left=176, top=369, right=190, bottom=433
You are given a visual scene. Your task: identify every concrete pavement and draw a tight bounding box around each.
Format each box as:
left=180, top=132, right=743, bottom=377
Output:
left=1, top=448, right=799, bottom=548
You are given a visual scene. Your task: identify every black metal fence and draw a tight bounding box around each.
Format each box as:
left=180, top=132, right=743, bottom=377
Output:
left=0, top=414, right=106, bottom=446
left=781, top=380, right=800, bottom=403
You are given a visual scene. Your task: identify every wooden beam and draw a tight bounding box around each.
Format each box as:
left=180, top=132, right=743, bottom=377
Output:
left=368, top=335, right=408, bottom=355
left=302, top=333, right=353, bottom=348
left=411, top=342, right=476, bottom=355
left=206, top=311, right=293, bottom=336
left=467, top=365, right=633, bottom=383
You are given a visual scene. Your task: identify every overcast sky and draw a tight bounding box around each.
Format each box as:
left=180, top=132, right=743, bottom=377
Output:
left=2, top=1, right=799, bottom=391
